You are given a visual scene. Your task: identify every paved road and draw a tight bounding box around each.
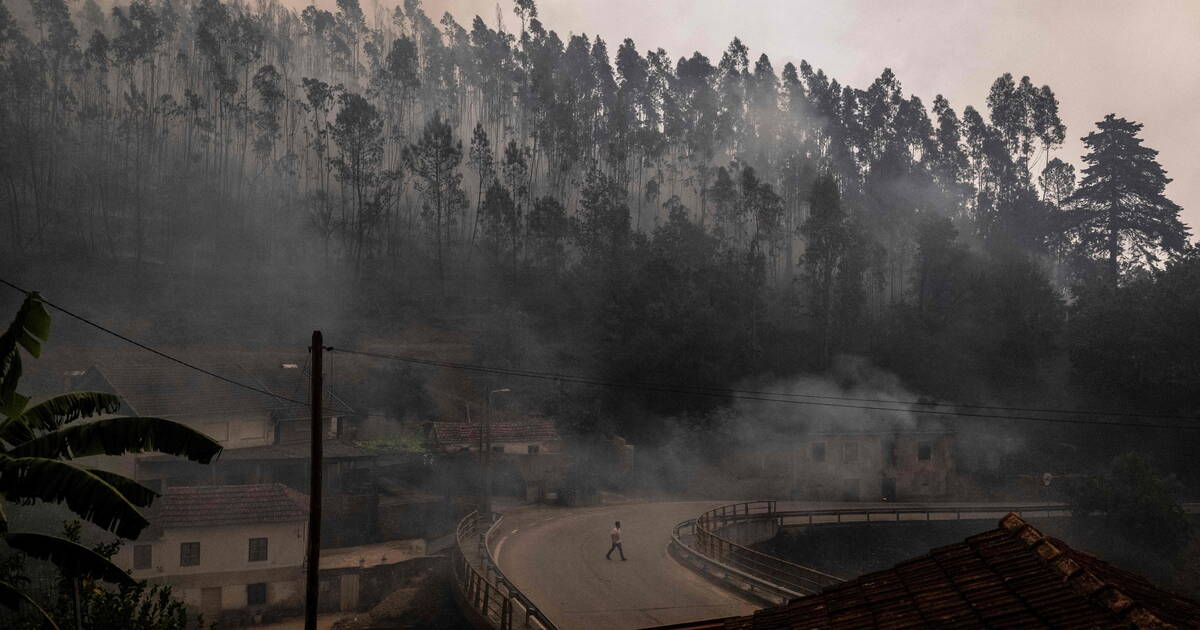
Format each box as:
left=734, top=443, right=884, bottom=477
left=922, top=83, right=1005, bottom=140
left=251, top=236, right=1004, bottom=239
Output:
left=491, top=501, right=758, bottom=630
left=487, top=499, right=1111, bottom=630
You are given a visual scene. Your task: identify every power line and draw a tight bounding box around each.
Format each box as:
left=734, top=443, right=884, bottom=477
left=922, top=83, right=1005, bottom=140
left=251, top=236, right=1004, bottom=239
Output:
left=4, top=274, right=1195, bottom=430
left=334, top=346, right=1191, bottom=421
left=327, top=347, right=1200, bottom=431
left=0, top=277, right=309, bottom=407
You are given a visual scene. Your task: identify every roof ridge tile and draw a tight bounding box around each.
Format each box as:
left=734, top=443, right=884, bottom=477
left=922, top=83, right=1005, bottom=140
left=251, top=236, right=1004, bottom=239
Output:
left=996, top=513, right=1176, bottom=630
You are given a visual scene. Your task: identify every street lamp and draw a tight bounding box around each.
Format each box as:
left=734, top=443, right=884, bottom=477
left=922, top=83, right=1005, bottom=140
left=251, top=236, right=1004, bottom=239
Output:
left=482, top=388, right=511, bottom=515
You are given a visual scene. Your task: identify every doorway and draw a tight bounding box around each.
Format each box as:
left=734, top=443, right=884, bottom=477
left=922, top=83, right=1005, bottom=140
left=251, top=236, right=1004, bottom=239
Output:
left=881, top=477, right=897, bottom=502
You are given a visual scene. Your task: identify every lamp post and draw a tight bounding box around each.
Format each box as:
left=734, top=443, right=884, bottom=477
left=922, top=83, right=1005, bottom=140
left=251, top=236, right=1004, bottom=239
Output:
left=483, top=387, right=511, bottom=516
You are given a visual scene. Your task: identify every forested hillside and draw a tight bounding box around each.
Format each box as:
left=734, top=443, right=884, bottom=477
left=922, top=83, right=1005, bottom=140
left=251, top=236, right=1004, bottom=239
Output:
left=1, top=0, right=1196, bottom=462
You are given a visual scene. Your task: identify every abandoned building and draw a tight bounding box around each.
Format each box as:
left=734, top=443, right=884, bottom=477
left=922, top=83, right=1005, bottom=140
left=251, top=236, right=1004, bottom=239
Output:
left=726, top=422, right=958, bottom=501
left=425, top=418, right=563, bottom=454
left=425, top=420, right=568, bottom=501
left=648, top=512, right=1200, bottom=629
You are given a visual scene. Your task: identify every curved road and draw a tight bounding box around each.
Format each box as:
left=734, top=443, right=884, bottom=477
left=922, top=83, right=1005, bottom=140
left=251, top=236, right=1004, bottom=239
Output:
left=488, top=500, right=1116, bottom=629
left=491, top=501, right=758, bottom=629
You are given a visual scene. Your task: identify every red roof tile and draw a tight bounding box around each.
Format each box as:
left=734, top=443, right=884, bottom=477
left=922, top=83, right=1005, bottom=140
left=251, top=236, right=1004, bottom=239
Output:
left=429, top=420, right=559, bottom=446
left=156, top=484, right=307, bottom=529
left=80, top=362, right=352, bottom=421
left=651, top=513, right=1200, bottom=630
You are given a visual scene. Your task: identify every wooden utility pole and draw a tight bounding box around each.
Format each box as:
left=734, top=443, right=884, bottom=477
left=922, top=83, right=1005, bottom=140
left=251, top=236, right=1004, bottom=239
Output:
left=304, top=331, right=323, bottom=630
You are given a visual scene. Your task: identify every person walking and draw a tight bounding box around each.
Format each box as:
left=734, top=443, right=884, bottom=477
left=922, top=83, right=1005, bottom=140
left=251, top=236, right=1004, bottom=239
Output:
left=606, top=521, right=626, bottom=561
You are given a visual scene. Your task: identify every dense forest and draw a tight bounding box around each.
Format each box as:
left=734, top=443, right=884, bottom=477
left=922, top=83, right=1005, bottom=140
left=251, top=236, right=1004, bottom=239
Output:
left=1, top=0, right=1196, bottom=475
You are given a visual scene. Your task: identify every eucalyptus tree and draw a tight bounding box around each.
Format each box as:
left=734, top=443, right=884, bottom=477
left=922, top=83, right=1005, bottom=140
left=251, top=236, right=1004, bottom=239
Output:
left=331, top=91, right=387, bottom=270
left=715, top=37, right=749, bottom=157
left=466, top=122, right=495, bottom=257
left=930, top=95, right=969, bottom=214
left=405, top=111, right=465, bottom=283
left=302, top=77, right=340, bottom=257
left=985, top=73, right=1065, bottom=181
left=746, top=53, right=780, bottom=171
left=334, top=0, right=366, bottom=83
left=674, top=52, right=718, bottom=223
left=501, top=140, right=530, bottom=271
left=801, top=173, right=854, bottom=365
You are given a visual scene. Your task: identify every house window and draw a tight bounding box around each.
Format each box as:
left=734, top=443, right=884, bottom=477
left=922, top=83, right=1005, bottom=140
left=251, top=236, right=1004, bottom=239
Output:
left=491, top=445, right=505, bottom=453
left=843, top=442, right=859, bottom=464
left=527, top=445, right=540, bottom=454
left=812, top=442, right=826, bottom=463
left=238, top=420, right=267, bottom=440
left=246, top=583, right=267, bottom=606
left=918, top=441, right=933, bottom=461
left=248, top=537, right=268, bottom=562
left=180, top=542, right=200, bottom=567
left=133, top=545, right=152, bottom=570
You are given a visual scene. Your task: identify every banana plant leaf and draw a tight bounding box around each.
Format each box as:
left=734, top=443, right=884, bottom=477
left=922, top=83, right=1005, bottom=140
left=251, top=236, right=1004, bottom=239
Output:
left=7, top=416, right=223, bottom=463
left=0, top=392, right=124, bottom=448
left=0, top=294, right=51, bottom=418
left=4, top=533, right=136, bottom=586
left=87, top=469, right=159, bottom=508
left=18, top=392, right=123, bottom=431
left=0, top=456, right=149, bottom=539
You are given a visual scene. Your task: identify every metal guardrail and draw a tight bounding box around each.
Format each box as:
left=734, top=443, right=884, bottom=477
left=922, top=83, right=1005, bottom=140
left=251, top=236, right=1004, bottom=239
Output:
left=673, top=502, right=1100, bottom=599
left=453, top=510, right=559, bottom=630
left=677, top=501, right=841, bottom=597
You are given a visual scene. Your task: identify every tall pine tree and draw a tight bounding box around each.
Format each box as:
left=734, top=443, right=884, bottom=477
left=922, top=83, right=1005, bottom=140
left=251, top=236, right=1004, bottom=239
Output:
left=1061, top=114, right=1188, bottom=283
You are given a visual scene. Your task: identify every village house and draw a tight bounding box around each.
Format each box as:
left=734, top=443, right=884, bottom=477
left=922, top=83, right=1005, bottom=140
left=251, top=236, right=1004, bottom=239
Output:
left=116, top=484, right=309, bottom=624
left=727, top=422, right=958, bottom=501
left=74, top=361, right=382, bottom=546
left=425, top=420, right=567, bottom=501
left=426, top=419, right=563, bottom=454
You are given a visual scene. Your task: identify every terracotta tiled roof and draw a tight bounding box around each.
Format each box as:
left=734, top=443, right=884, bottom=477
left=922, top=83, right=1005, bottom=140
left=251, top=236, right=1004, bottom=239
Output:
left=138, top=438, right=376, bottom=463
left=251, top=363, right=355, bottom=420
left=662, top=513, right=1200, bottom=630
left=83, top=363, right=283, bottom=420
left=429, top=420, right=559, bottom=446
left=80, top=362, right=353, bottom=422
left=157, top=484, right=307, bottom=529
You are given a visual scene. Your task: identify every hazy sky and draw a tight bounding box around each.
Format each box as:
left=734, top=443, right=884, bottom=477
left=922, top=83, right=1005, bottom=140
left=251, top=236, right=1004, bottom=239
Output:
left=326, top=0, right=1200, bottom=231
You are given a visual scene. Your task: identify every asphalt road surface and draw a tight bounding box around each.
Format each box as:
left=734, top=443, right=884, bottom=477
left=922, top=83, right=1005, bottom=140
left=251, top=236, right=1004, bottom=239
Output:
left=491, top=501, right=759, bottom=630
left=487, top=500, right=1113, bottom=630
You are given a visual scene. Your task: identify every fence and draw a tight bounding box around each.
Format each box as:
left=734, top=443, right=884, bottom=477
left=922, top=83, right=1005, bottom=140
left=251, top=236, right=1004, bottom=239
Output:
left=678, top=501, right=842, bottom=599
left=452, top=510, right=558, bottom=630
left=673, top=502, right=1100, bottom=601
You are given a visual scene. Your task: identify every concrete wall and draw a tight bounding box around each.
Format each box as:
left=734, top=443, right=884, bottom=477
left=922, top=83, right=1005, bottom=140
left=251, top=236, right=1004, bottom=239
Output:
left=195, top=413, right=274, bottom=449
left=725, top=433, right=958, bottom=501
left=444, top=439, right=562, bottom=454
left=714, top=517, right=779, bottom=548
